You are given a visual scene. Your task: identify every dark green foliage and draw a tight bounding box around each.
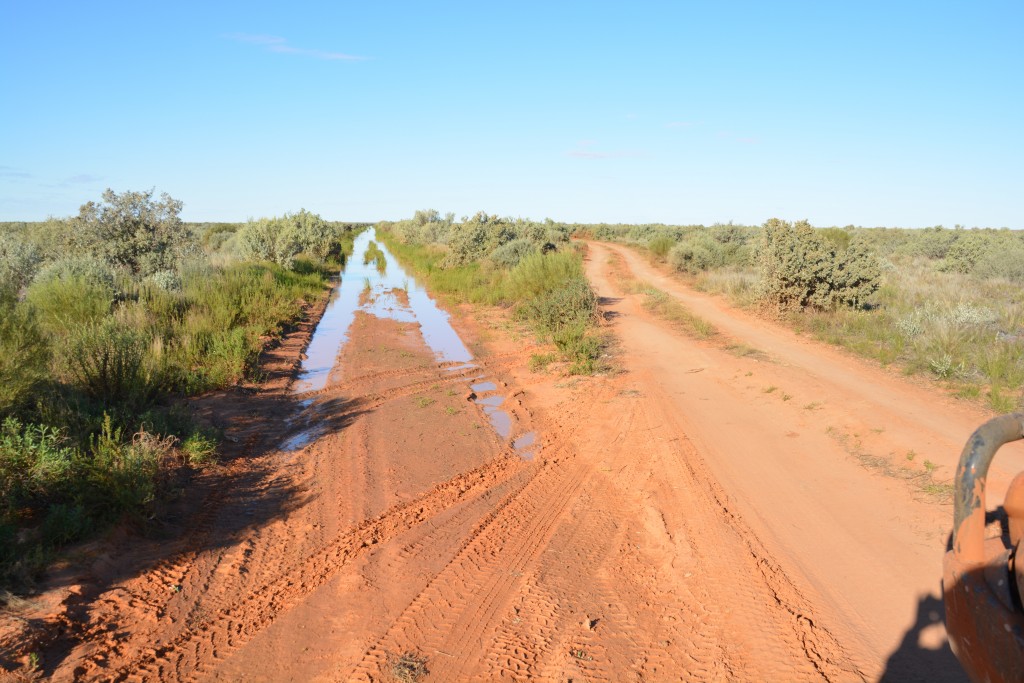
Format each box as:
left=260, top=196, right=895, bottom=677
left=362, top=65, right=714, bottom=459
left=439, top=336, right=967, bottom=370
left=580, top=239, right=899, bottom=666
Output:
left=0, top=418, right=75, bottom=520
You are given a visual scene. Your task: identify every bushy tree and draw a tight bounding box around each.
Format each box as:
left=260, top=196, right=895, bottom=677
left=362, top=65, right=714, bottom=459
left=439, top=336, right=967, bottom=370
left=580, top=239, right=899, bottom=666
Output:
left=71, top=188, right=190, bottom=276
left=756, top=219, right=880, bottom=311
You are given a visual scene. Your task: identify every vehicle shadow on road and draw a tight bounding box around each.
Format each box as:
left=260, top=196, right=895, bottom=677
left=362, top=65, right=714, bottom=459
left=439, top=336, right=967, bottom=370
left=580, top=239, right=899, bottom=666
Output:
left=877, top=592, right=967, bottom=682
left=878, top=511, right=1013, bottom=683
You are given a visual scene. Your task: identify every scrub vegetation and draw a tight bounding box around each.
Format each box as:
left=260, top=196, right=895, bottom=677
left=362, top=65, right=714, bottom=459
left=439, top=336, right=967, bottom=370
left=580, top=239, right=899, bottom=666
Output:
left=377, top=210, right=603, bottom=375
left=0, top=189, right=362, bottom=585
left=580, top=220, right=1024, bottom=411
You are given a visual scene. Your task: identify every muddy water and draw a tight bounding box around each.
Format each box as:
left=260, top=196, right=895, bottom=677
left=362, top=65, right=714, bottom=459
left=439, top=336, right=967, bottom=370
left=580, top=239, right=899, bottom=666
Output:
left=288, top=228, right=537, bottom=457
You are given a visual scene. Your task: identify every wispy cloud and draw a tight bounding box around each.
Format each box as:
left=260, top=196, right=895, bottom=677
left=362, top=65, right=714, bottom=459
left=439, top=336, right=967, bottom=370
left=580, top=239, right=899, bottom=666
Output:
left=65, top=174, right=102, bottom=184
left=227, top=33, right=365, bottom=61
left=568, top=149, right=612, bottom=159
left=566, top=141, right=643, bottom=160
left=0, top=165, right=31, bottom=180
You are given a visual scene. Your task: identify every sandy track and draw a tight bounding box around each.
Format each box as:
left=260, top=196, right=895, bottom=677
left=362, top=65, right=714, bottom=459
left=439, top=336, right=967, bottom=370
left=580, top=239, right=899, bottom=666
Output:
left=584, top=241, right=998, bottom=681
left=2, top=241, right=993, bottom=681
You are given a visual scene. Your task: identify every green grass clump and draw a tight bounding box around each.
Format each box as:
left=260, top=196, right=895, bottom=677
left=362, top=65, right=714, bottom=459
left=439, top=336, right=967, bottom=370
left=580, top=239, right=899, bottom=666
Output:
left=0, top=415, right=175, bottom=584
left=638, top=286, right=717, bottom=339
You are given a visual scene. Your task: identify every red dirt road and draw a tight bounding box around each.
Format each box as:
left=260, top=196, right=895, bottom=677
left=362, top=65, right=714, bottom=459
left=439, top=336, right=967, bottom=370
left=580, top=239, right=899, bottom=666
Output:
left=1, top=241, right=1005, bottom=681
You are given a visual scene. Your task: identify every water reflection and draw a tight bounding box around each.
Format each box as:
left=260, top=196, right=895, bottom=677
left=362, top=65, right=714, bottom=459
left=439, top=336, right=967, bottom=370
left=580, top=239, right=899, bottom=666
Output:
left=287, top=228, right=538, bottom=458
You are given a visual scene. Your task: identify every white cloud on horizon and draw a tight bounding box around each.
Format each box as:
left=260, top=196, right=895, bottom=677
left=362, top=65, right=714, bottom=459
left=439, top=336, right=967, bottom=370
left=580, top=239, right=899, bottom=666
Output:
left=227, top=33, right=365, bottom=61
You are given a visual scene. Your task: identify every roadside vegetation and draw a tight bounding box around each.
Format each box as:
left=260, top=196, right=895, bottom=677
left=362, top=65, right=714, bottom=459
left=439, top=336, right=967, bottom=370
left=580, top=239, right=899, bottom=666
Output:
left=377, top=210, right=603, bottom=374
left=579, top=220, right=1024, bottom=412
left=0, top=189, right=361, bottom=586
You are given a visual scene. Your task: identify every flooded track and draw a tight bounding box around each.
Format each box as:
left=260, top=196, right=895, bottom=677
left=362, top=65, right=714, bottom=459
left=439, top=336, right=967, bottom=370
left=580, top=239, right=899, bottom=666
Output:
left=0, top=234, right=983, bottom=681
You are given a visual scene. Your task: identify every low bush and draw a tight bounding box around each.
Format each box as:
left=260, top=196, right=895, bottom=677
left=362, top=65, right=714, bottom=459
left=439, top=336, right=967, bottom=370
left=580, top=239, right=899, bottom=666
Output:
left=490, top=239, right=537, bottom=269
left=66, top=317, right=154, bottom=406
left=0, top=232, right=42, bottom=292
left=647, top=234, right=675, bottom=261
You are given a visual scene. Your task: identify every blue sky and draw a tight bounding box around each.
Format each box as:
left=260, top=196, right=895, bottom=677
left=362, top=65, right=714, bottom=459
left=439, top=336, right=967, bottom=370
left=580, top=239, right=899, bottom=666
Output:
left=1, top=1, right=1021, bottom=227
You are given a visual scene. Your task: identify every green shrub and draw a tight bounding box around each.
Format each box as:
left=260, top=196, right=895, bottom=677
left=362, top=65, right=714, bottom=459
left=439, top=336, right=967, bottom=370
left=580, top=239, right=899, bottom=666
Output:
left=553, top=325, right=603, bottom=375
left=0, top=418, right=76, bottom=518
left=66, top=317, right=154, bottom=405
left=32, top=255, right=116, bottom=291
left=668, top=235, right=724, bottom=274
left=289, top=209, right=335, bottom=260
left=506, top=251, right=584, bottom=300
left=237, top=216, right=300, bottom=269
left=973, top=242, right=1024, bottom=282
left=756, top=219, right=880, bottom=311
left=0, top=293, right=50, bottom=415
left=0, top=233, right=42, bottom=292
left=27, top=275, right=114, bottom=335
left=647, top=235, right=676, bottom=261
left=830, top=237, right=882, bottom=309
left=490, top=239, right=537, bottom=269
left=181, top=430, right=218, bottom=465
left=70, top=188, right=192, bottom=276
left=941, top=234, right=988, bottom=274
left=519, top=278, right=598, bottom=335
left=81, top=416, right=168, bottom=522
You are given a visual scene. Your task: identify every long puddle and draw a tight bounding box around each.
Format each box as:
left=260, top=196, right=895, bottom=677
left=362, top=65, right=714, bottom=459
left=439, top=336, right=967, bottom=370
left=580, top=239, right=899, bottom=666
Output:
left=285, top=228, right=538, bottom=459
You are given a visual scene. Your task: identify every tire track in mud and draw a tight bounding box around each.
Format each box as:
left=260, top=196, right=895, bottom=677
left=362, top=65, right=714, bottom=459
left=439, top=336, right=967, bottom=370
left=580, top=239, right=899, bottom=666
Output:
left=341, top=384, right=614, bottom=682
left=68, top=442, right=525, bottom=681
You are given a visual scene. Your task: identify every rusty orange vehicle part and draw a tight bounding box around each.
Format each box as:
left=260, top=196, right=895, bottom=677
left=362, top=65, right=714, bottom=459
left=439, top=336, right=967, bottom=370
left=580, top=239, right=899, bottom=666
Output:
left=944, top=412, right=1024, bottom=682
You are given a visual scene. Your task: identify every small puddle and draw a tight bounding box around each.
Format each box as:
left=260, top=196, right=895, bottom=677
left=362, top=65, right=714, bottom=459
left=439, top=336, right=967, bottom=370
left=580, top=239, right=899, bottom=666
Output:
left=512, top=432, right=536, bottom=450
left=288, top=227, right=539, bottom=458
